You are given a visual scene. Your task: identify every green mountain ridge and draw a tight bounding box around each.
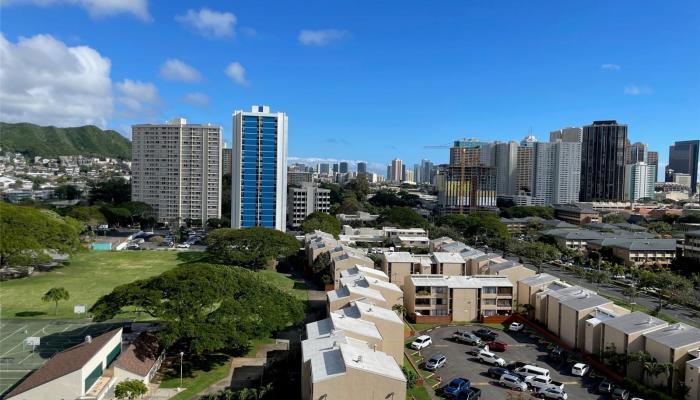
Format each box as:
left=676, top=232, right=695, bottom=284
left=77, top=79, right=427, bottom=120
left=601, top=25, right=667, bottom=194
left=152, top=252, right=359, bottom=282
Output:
left=0, top=122, right=132, bottom=160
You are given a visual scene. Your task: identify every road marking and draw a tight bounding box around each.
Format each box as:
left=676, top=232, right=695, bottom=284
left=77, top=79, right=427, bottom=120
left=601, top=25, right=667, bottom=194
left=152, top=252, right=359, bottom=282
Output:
left=0, top=325, right=28, bottom=343
left=0, top=325, right=49, bottom=358
left=434, top=344, right=449, bottom=347
left=18, top=353, right=34, bottom=364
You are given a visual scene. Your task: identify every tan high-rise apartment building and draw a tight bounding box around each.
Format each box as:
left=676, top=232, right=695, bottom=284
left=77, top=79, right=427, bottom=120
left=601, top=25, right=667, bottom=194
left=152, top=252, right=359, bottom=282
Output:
left=132, top=118, right=222, bottom=224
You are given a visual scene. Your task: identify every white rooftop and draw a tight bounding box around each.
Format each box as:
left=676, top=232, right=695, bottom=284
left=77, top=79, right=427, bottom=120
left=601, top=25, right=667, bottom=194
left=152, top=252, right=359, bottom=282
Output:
left=519, top=273, right=559, bottom=286
left=340, top=275, right=402, bottom=293
left=309, top=342, right=405, bottom=383
left=327, top=285, right=387, bottom=304
left=339, top=265, right=389, bottom=281
left=383, top=252, right=417, bottom=263
left=352, top=301, right=403, bottom=324
left=602, top=311, right=667, bottom=335
left=396, top=236, right=430, bottom=242
left=643, top=323, right=700, bottom=349
left=431, top=252, right=466, bottom=264
left=409, top=274, right=513, bottom=288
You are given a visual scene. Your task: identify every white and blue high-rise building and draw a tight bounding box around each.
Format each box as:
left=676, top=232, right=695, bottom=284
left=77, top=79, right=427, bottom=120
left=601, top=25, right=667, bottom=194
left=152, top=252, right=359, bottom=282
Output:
left=232, top=105, right=288, bottom=230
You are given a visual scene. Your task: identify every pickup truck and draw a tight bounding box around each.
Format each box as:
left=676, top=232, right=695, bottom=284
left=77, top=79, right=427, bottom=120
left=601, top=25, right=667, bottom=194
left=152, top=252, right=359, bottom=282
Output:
left=524, top=375, right=564, bottom=392
left=452, top=330, right=482, bottom=345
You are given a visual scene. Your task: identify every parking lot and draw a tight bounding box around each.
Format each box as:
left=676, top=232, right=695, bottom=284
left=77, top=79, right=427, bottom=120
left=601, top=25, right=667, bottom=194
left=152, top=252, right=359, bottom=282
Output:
left=411, top=325, right=611, bottom=399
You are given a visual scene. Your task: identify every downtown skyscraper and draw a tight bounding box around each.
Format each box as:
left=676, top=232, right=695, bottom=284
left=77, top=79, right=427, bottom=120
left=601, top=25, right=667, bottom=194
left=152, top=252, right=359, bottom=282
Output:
left=579, top=120, right=628, bottom=201
left=231, top=105, right=288, bottom=230
left=666, top=140, right=699, bottom=193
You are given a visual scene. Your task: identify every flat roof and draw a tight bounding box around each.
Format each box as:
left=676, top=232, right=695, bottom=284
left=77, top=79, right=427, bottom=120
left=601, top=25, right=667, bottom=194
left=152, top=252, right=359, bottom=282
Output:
left=339, top=266, right=389, bottom=281
left=643, top=323, right=700, bottom=349
left=340, top=275, right=402, bottom=293
left=353, top=301, right=403, bottom=324
left=397, top=236, right=430, bottom=241
left=409, top=274, right=513, bottom=289
left=602, top=311, right=668, bottom=335
left=327, top=285, right=386, bottom=304
left=519, top=273, right=559, bottom=287
left=488, top=261, right=521, bottom=273
left=309, top=342, right=405, bottom=383
left=432, top=252, right=466, bottom=264
left=561, top=291, right=611, bottom=311
left=383, top=252, right=416, bottom=263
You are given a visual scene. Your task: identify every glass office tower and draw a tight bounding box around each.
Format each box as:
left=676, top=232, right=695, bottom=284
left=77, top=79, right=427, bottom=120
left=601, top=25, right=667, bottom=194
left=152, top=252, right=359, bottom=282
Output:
left=232, top=105, right=288, bottom=230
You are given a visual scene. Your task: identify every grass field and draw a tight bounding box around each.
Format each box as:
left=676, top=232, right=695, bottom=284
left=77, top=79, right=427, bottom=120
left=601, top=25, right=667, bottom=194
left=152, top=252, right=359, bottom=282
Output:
left=0, top=319, right=126, bottom=396
left=0, top=251, right=180, bottom=319
left=257, top=269, right=309, bottom=301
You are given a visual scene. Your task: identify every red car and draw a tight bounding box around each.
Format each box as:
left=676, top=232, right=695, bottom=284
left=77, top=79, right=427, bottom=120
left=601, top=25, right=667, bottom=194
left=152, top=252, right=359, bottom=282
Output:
left=485, top=341, right=508, bottom=352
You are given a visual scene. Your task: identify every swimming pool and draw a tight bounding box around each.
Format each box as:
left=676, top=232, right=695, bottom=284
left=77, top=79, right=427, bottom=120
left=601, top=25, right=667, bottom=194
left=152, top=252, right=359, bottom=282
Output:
left=90, top=242, right=112, bottom=251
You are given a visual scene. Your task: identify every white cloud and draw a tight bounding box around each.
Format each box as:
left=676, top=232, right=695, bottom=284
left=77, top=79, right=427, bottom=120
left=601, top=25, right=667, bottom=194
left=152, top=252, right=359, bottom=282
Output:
left=176, top=8, right=236, bottom=38
left=159, top=58, right=201, bottom=82
left=115, top=79, right=160, bottom=113
left=225, top=62, right=248, bottom=85
left=182, top=92, right=209, bottom=107
left=600, top=64, right=621, bottom=71
left=0, top=33, right=113, bottom=127
left=624, top=85, right=653, bottom=95
left=298, top=29, right=349, bottom=46
left=4, top=0, right=151, bottom=21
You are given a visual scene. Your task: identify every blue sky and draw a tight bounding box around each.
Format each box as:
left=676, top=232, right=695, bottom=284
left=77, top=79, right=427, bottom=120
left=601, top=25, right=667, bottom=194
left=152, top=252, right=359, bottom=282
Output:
left=1, top=1, right=699, bottom=176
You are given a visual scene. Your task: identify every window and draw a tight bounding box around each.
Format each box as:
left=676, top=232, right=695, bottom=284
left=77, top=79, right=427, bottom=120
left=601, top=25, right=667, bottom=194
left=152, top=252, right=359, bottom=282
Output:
left=482, top=287, right=497, bottom=294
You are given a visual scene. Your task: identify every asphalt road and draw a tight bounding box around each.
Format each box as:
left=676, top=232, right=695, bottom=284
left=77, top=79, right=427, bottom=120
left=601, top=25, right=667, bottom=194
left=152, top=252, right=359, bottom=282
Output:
left=488, top=249, right=700, bottom=327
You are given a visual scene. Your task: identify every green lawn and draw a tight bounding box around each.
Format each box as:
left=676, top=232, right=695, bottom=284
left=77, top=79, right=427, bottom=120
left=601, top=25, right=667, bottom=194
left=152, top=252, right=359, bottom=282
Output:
left=404, top=355, right=432, bottom=400
left=160, top=354, right=232, bottom=400
left=0, top=251, right=180, bottom=319
left=257, top=269, right=309, bottom=301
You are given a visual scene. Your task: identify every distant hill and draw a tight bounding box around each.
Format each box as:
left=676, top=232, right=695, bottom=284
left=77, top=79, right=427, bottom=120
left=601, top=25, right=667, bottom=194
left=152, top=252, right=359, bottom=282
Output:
left=0, top=122, right=131, bottom=159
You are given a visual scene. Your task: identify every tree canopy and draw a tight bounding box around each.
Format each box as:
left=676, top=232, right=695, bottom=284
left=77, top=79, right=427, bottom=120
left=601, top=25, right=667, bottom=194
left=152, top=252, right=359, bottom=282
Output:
left=500, top=206, right=554, bottom=219
left=602, top=213, right=627, bottom=224
left=437, top=213, right=510, bottom=240
left=88, top=177, right=131, bottom=205
left=368, top=190, right=420, bottom=208
left=0, top=203, right=81, bottom=267
left=114, top=379, right=148, bottom=399
left=301, top=212, right=341, bottom=237
left=42, top=287, right=70, bottom=315
left=380, top=207, right=427, bottom=228
left=65, top=206, right=107, bottom=228
left=204, top=228, right=300, bottom=269
left=90, top=263, right=305, bottom=354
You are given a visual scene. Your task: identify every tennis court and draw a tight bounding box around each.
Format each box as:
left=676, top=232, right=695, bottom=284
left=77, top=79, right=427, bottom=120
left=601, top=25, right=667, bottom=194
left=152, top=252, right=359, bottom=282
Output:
left=0, top=319, right=125, bottom=396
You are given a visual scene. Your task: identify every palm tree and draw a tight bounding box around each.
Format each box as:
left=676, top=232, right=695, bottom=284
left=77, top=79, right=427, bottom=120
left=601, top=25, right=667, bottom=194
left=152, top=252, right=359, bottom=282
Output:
left=392, top=304, right=407, bottom=319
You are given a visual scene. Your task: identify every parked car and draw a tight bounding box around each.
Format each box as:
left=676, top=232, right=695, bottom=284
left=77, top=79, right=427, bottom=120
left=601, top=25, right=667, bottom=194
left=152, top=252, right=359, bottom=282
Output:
left=442, top=378, right=470, bottom=398
left=513, top=364, right=551, bottom=380
left=499, top=374, right=527, bottom=391
left=598, top=379, right=614, bottom=394
left=612, top=388, right=630, bottom=400
left=524, top=375, right=564, bottom=392
left=463, top=387, right=481, bottom=400
left=473, top=328, right=498, bottom=341
left=411, top=335, right=433, bottom=350
left=477, top=349, right=506, bottom=366
left=509, top=322, right=524, bottom=332
left=452, top=330, right=482, bottom=345
left=98, top=224, right=109, bottom=230
left=485, top=341, right=508, bottom=352
left=487, top=367, right=511, bottom=380
left=176, top=243, right=190, bottom=248
left=425, top=354, right=446, bottom=371
left=571, top=363, right=590, bottom=376
left=468, top=344, right=488, bottom=356
left=126, top=243, right=140, bottom=250
left=538, top=386, right=568, bottom=400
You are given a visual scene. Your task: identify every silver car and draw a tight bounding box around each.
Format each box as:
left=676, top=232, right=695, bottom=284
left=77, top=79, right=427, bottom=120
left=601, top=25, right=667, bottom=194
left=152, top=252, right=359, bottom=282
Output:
left=499, top=374, right=527, bottom=391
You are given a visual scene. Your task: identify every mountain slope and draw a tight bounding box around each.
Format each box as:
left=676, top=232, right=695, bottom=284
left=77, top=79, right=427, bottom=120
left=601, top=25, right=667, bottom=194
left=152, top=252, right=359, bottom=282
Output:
left=0, top=122, right=132, bottom=159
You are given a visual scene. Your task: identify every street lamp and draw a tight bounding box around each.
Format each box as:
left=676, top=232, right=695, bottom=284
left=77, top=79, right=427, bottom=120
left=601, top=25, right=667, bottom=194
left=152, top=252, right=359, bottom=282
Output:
left=178, top=351, right=184, bottom=391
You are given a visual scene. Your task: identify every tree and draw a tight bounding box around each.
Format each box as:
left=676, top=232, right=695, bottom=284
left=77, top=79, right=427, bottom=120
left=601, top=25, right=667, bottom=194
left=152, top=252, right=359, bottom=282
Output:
left=114, top=379, right=147, bottom=400
left=437, top=213, right=510, bottom=241
left=301, top=212, right=341, bottom=237
left=402, top=366, right=418, bottom=389
left=311, top=252, right=332, bottom=284
left=380, top=207, right=427, bottom=228
left=205, top=228, right=300, bottom=270
left=66, top=206, right=107, bottom=228
left=345, top=174, right=370, bottom=200
left=500, top=206, right=554, bottom=219
left=392, top=304, right=407, bottom=318
left=207, top=218, right=231, bottom=229
left=0, top=203, right=81, bottom=267
left=336, top=193, right=362, bottom=215
left=99, top=206, right=132, bottom=227
left=90, top=264, right=305, bottom=354
left=645, top=221, right=673, bottom=236
left=120, top=201, right=155, bottom=227
left=602, top=213, right=626, bottom=224
left=88, top=177, right=131, bottom=205
left=54, top=184, right=81, bottom=200
left=42, top=287, right=70, bottom=315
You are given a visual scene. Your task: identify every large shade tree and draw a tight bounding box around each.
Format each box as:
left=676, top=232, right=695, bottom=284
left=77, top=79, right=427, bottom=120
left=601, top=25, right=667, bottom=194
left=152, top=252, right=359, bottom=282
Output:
left=301, top=212, right=341, bottom=237
left=0, top=203, right=81, bottom=267
left=204, top=228, right=300, bottom=270
left=90, top=263, right=305, bottom=354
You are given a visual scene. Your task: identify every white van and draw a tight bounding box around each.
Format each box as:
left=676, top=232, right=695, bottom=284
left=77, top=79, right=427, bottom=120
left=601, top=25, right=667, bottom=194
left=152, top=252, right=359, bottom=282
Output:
left=514, top=364, right=550, bottom=379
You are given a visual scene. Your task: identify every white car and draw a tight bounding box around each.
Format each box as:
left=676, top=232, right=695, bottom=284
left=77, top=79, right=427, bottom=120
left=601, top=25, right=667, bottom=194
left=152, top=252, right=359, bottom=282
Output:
left=176, top=243, right=190, bottom=248
left=410, top=335, right=432, bottom=350
left=509, top=322, right=524, bottom=332
left=571, top=363, right=590, bottom=376
left=539, top=386, right=568, bottom=400
left=477, top=349, right=506, bottom=366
